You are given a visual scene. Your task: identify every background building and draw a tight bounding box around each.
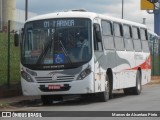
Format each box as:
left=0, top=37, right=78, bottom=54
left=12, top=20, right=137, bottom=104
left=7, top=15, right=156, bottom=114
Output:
left=0, top=0, right=37, bottom=32
left=0, top=0, right=16, bottom=31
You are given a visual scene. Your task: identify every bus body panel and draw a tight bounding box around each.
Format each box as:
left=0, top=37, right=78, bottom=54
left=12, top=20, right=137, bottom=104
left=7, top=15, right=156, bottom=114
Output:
left=115, top=51, right=136, bottom=89
left=21, top=61, right=95, bottom=95
left=21, top=71, right=95, bottom=96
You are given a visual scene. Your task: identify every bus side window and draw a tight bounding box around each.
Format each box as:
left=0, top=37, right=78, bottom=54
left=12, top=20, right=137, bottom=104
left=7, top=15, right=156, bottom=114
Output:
left=113, top=22, right=125, bottom=51
left=102, top=20, right=114, bottom=50
left=140, top=28, right=149, bottom=52
left=123, top=24, right=134, bottom=51
left=93, top=23, right=103, bottom=51
left=132, top=26, right=142, bottom=52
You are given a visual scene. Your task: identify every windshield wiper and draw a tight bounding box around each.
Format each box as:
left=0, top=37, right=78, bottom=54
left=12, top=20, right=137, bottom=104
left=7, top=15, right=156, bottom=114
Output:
left=36, top=39, right=52, bottom=64
left=58, top=39, right=72, bottom=63
left=36, top=37, right=72, bottom=64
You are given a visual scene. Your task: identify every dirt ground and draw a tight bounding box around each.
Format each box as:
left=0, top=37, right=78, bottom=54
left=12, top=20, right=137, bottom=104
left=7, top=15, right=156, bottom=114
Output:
left=146, top=77, right=160, bottom=86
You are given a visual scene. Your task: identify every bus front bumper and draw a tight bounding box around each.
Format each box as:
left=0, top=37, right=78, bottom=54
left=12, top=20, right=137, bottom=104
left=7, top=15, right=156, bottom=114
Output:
left=21, top=73, right=94, bottom=96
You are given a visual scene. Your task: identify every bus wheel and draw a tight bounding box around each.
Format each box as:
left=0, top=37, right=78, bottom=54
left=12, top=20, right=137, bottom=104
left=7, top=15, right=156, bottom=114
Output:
left=53, top=95, right=63, bottom=101
left=97, top=75, right=110, bottom=102
left=124, top=70, right=142, bottom=95
left=41, top=95, right=53, bottom=105
left=132, top=70, right=142, bottom=95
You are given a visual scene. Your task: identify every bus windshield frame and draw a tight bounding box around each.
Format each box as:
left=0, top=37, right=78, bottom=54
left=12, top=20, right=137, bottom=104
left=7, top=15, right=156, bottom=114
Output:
left=21, top=18, right=92, bottom=70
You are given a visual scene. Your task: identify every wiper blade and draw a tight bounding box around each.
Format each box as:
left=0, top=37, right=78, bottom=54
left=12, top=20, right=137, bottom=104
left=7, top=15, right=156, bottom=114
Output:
left=36, top=39, right=72, bottom=64
left=58, top=40, right=72, bottom=63
left=36, top=39, right=52, bottom=64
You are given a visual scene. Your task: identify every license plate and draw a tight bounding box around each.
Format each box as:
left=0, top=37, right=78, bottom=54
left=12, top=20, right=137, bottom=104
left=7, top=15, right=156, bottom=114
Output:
left=48, top=85, right=61, bottom=90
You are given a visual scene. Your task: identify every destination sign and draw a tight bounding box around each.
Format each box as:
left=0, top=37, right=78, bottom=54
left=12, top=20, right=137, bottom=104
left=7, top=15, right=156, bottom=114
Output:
left=43, top=20, right=74, bottom=28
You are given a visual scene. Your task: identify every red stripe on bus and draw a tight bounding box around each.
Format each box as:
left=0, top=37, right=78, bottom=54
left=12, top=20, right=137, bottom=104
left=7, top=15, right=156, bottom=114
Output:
left=128, top=56, right=151, bottom=70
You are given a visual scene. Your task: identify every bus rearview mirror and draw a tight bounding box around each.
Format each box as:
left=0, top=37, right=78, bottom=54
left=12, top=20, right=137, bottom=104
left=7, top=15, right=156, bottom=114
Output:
left=14, top=32, right=19, bottom=47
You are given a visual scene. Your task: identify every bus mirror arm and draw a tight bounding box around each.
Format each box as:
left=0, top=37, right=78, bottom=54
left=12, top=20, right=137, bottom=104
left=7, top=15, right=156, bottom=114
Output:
left=93, top=23, right=102, bottom=42
left=14, top=32, right=19, bottom=47
left=96, top=31, right=102, bottom=42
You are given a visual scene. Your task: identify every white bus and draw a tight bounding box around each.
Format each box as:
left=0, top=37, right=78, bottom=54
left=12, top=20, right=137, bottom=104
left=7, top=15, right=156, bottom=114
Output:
left=15, top=9, right=151, bottom=104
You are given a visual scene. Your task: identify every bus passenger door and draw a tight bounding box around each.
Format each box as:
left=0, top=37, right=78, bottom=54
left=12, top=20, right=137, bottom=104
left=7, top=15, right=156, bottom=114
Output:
left=93, top=22, right=106, bottom=93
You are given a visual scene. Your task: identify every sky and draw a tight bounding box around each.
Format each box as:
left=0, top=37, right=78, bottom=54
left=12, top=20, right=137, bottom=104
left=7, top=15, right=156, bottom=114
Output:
left=16, top=0, right=154, bottom=31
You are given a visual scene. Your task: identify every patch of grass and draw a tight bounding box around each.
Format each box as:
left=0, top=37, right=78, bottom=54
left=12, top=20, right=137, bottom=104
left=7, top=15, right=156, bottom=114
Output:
left=0, top=102, right=9, bottom=108
left=0, top=33, right=20, bottom=85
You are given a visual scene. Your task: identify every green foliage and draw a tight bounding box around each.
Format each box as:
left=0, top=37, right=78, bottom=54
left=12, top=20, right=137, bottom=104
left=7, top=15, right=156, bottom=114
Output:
left=151, top=55, right=160, bottom=76
left=0, top=102, right=9, bottom=108
left=0, top=33, right=20, bottom=85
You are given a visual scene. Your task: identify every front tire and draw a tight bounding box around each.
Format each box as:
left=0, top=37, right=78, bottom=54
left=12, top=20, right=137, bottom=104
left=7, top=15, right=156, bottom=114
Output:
left=97, top=75, right=110, bottom=102
left=41, top=95, right=53, bottom=105
left=53, top=95, right=63, bottom=101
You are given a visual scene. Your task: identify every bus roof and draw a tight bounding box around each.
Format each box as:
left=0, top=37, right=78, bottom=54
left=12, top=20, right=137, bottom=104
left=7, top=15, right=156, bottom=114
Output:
left=27, top=10, right=98, bottom=22
left=26, top=10, right=147, bottom=28
left=148, top=30, right=158, bottom=36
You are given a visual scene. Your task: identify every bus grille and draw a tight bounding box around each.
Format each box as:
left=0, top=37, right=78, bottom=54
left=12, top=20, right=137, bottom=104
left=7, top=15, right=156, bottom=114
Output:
left=35, top=77, right=52, bottom=83
left=35, top=76, right=75, bottom=83
left=57, top=76, right=75, bottom=80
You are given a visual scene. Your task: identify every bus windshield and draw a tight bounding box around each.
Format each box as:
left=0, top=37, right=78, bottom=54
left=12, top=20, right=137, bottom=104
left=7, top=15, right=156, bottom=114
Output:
left=22, top=18, right=92, bottom=69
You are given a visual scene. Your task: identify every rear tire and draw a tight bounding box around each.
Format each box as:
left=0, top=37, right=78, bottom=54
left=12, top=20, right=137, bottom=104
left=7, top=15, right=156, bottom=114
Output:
left=132, top=70, right=142, bottom=95
left=124, top=70, right=142, bottom=95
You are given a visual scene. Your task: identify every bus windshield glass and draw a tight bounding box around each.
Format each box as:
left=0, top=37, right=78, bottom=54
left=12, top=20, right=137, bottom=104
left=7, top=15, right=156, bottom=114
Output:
left=22, top=18, right=92, bottom=69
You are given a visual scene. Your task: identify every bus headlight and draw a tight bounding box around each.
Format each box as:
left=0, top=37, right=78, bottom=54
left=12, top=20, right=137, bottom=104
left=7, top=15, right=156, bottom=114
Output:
left=77, top=67, right=91, bottom=80
left=21, top=70, right=34, bottom=82
left=26, top=69, right=37, bottom=76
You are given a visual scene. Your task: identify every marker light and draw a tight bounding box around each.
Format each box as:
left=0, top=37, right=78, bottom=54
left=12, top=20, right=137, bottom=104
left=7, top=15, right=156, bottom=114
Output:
left=77, top=66, right=91, bottom=80
left=26, top=69, right=37, bottom=76
left=21, top=69, right=34, bottom=82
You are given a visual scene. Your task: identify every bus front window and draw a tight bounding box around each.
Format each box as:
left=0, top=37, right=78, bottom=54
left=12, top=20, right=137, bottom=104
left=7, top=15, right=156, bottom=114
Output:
left=22, top=18, right=92, bottom=69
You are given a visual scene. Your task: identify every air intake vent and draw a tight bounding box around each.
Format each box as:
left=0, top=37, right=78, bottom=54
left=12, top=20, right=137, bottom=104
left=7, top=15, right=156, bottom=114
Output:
left=35, top=77, right=52, bottom=83
left=57, top=76, right=75, bottom=80
left=71, top=9, right=87, bottom=12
